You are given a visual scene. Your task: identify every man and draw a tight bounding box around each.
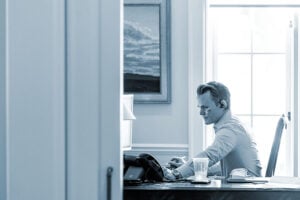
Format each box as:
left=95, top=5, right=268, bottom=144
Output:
left=164, top=81, right=262, bottom=180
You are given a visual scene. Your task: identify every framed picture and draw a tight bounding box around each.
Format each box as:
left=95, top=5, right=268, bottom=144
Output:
left=124, top=0, right=171, bottom=104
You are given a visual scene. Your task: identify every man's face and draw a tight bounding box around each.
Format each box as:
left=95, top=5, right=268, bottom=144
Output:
left=197, top=91, right=224, bottom=125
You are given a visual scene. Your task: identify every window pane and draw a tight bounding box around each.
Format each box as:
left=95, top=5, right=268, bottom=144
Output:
left=217, top=55, right=251, bottom=114
left=252, top=116, right=280, bottom=175
left=253, top=55, right=286, bottom=115
left=276, top=126, right=289, bottom=176
left=213, top=8, right=251, bottom=53
left=252, top=9, right=291, bottom=53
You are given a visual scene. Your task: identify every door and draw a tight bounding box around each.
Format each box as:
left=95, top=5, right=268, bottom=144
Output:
left=67, top=0, right=123, bottom=199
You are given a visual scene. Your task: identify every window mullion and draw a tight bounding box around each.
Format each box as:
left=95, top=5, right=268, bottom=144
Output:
left=250, top=17, right=254, bottom=128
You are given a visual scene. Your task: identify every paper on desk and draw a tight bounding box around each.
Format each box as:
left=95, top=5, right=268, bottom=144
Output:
left=270, top=176, right=300, bottom=184
left=265, top=176, right=300, bottom=188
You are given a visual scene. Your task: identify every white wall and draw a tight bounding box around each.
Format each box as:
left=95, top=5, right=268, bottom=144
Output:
left=127, top=0, right=206, bottom=164
left=129, top=0, right=189, bottom=163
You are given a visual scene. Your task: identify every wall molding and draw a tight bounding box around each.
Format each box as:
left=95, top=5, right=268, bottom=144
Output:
left=124, top=143, right=189, bottom=164
left=131, top=143, right=188, bottom=152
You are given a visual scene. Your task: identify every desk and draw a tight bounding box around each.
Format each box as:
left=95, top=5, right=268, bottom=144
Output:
left=124, top=177, right=300, bottom=200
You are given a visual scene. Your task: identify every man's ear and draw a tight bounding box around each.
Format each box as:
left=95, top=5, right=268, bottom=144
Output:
left=219, top=100, right=228, bottom=109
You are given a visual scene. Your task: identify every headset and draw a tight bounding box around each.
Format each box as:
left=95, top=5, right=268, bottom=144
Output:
left=219, top=99, right=227, bottom=109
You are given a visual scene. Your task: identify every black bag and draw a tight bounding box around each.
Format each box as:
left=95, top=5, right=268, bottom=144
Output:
left=124, top=153, right=164, bottom=185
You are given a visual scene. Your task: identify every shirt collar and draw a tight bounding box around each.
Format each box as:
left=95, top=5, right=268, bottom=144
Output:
left=213, top=110, right=232, bottom=131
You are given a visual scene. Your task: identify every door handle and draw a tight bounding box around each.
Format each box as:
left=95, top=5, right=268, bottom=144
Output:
left=106, top=166, right=113, bottom=200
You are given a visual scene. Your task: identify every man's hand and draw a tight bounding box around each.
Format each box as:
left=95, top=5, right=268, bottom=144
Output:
left=166, top=156, right=186, bottom=169
left=162, top=166, right=176, bottom=181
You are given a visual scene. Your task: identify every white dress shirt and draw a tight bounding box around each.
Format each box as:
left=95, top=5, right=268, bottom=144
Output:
left=176, top=110, right=262, bottom=178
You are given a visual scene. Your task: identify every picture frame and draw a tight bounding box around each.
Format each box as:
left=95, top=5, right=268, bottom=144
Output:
left=123, top=0, right=171, bottom=104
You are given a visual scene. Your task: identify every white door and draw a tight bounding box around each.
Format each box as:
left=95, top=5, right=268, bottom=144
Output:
left=67, top=0, right=123, bottom=199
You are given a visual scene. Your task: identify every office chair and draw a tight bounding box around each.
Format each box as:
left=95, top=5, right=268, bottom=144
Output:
left=265, top=115, right=287, bottom=177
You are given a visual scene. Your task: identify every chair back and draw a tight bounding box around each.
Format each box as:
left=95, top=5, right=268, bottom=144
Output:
left=265, top=115, right=286, bottom=177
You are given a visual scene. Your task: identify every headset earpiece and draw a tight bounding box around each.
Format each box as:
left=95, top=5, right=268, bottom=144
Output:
left=219, top=100, right=227, bottom=109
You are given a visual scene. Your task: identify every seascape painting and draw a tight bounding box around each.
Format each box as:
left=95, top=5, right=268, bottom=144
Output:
left=124, top=5, right=161, bottom=93
left=124, top=0, right=170, bottom=103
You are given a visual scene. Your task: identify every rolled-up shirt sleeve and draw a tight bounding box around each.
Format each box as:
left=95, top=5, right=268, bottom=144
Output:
left=176, top=127, right=238, bottom=178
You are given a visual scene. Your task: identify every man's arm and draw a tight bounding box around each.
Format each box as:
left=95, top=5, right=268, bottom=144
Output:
left=208, top=162, right=221, bottom=176
left=175, top=128, right=238, bottom=178
left=200, top=128, right=238, bottom=165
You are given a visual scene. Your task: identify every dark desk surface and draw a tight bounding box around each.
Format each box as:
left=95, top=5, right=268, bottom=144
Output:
left=124, top=177, right=300, bottom=200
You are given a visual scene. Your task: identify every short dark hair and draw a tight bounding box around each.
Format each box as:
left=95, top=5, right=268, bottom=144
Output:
left=196, top=81, right=231, bottom=109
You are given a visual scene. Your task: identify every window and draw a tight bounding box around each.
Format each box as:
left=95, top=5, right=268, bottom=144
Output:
left=206, top=4, right=300, bottom=176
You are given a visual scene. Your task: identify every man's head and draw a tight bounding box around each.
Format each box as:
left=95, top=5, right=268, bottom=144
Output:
left=196, top=81, right=231, bottom=125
